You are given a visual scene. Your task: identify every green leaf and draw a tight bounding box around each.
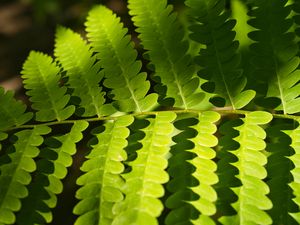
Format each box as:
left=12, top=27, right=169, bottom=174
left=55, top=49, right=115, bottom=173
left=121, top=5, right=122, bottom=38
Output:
left=21, top=51, right=75, bottom=122
left=128, top=0, right=209, bottom=110
left=248, top=0, right=300, bottom=114
left=54, top=27, right=111, bottom=117
left=113, top=112, right=176, bottom=225
left=0, top=87, right=32, bottom=130
left=16, top=121, right=88, bottom=225
left=86, top=6, right=158, bottom=113
left=191, top=216, right=216, bottom=225
left=220, top=112, right=273, bottom=225
left=188, top=112, right=220, bottom=218
left=246, top=111, right=273, bottom=125
left=266, top=124, right=298, bottom=225
left=0, top=125, right=51, bottom=224
left=186, top=0, right=255, bottom=109
left=287, top=121, right=300, bottom=223
left=74, top=116, right=134, bottom=225
left=2, top=1, right=300, bottom=225
left=233, top=90, right=256, bottom=109
left=166, top=112, right=220, bottom=224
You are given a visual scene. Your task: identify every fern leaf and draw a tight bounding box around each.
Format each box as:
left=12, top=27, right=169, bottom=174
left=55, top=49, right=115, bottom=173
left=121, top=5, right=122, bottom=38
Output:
left=215, top=119, right=242, bottom=218
left=54, top=27, right=114, bottom=117
left=165, top=117, right=200, bottom=224
left=112, top=112, right=176, bottom=225
left=0, top=87, right=32, bottom=130
left=189, top=112, right=220, bottom=224
left=16, top=121, right=88, bottom=225
left=74, top=116, right=134, bottom=225
left=219, top=112, right=273, bottom=225
left=248, top=0, right=300, bottom=114
left=0, top=126, right=51, bottom=225
left=287, top=121, right=300, bottom=223
left=128, top=0, right=207, bottom=109
left=166, top=112, right=220, bottom=225
left=21, top=51, right=75, bottom=122
left=186, top=0, right=255, bottom=109
left=85, top=6, right=158, bottom=113
left=266, top=124, right=298, bottom=224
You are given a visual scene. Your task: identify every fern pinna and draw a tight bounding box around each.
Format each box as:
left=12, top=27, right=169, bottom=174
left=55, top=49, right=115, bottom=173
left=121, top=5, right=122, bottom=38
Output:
left=1, top=0, right=300, bottom=224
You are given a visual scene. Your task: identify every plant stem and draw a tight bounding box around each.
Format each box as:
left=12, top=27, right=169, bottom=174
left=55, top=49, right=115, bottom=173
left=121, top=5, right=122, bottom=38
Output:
left=5, top=109, right=300, bottom=132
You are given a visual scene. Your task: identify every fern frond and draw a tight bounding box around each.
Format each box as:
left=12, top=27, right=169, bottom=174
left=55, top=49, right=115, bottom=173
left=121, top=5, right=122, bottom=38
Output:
left=74, top=116, right=134, bottom=225
left=219, top=112, right=273, bottom=225
left=166, top=112, right=220, bottom=225
left=16, top=121, right=88, bottom=225
left=21, top=51, right=75, bottom=122
left=128, top=0, right=207, bottom=109
left=266, top=124, right=298, bottom=224
left=248, top=0, right=300, bottom=114
left=0, top=126, right=51, bottom=225
left=85, top=6, right=158, bottom=113
left=54, top=27, right=114, bottom=117
left=112, top=112, right=176, bottom=225
left=165, top=117, right=200, bottom=224
left=215, top=119, right=241, bottom=217
left=188, top=112, right=220, bottom=224
left=0, top=87, right=32, bottom=130
left=186, top=0, right=255, bottom=109
left=287, top=121, right=300, bottom=222
left=3, top=1, right=300, bottom=224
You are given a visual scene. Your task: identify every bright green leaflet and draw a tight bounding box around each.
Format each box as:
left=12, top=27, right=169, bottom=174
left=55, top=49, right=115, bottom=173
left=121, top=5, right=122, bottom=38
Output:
left=16, top=121, right=88, bottom=225
left=86, top=6, right=158, bottom=113
left=22, top=51, right=75, bottom=122
left=74, top=116, right=134, bottom=225
left=219, top=112, right=273, bottom=225
left=128, top=0, right=207, bottom=110
left=55, top=27, right=113, bottom=117
left=188, top=112, right=220, bottom=224
left=0, top=126, right=51, bottom=225
left=112, top=112, right=176, bottom=225
left=287, top=121, right=300, bottom=223
left=166, top=111, right=220, bottom=225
